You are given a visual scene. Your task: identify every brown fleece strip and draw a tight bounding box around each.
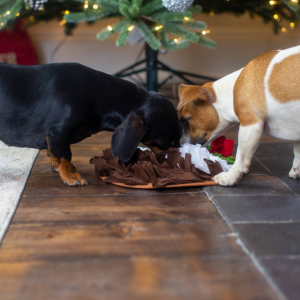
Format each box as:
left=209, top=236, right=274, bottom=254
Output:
left=90, top=148, right=223, bottom=189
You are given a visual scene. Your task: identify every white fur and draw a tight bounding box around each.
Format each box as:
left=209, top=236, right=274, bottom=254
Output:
left=212, top=69, right=243, bottom=123
left=204, top=69, right=243, bottom=146
left=205, top=45, right=300, bottom=186
left=213, top=122, right=264, bottom=186
left=289, top=142, right=300, bottom=179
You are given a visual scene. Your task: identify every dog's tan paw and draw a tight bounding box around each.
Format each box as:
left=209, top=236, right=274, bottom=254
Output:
left=61, top=172, right=88, bottom=187
left=57, top=158, right=88, bottom=187
left=213, top=169, right=242, bottom=187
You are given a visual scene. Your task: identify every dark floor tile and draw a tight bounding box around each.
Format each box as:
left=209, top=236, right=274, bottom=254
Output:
left=257, top=157, right=294, bottom=175
left=254, top=142, right=294, bottom=159
left=234, top=223, right=300, bottom=256
left=276, top=175, right=300, bottom=195
left=206, top=175, right=295, bottom=196
left=260, top=258, right=300, bottom=300
left=214, top=196, right=300, bottom=223
left=248, top=159, right=272, bottom=175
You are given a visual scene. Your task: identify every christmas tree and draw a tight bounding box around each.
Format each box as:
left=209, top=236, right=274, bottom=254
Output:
left=1, top=0, right=299, bottom=91
left=0, top=0, right=299, bottom=51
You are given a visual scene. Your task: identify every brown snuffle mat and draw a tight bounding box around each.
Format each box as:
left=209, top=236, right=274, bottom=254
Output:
left=90, top=148, right=223, bottom=189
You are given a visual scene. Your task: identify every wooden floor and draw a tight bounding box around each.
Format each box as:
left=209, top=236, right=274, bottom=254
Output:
left=0, top=131, right=279, bottom=300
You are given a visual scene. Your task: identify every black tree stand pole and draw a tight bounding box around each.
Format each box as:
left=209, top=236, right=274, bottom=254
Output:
left=114, top=45, right=217, bottom=92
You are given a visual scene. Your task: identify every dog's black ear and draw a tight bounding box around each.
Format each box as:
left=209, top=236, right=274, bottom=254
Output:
left=111, top=113, right=148, bottom=163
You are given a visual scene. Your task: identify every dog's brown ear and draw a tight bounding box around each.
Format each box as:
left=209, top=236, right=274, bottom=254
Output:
left=178, top=84, right=188, bottom=91
left=177, top=83, right=215, bottom=111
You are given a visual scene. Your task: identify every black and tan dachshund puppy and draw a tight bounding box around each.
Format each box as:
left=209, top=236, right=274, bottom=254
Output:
left=0, top=62, right=182, bottom=186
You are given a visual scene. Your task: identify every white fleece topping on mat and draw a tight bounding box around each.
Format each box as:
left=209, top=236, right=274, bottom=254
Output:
left=139, top=143, right=232, bottom=174
left=0, top=141, right=39, bottom=244
left=179, top=143, right=232, bottom=173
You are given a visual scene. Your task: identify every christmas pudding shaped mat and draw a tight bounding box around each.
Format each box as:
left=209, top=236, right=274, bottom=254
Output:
left=92, top=147, right=222, bottom=190
left=99, top=176, right=217, bottom=189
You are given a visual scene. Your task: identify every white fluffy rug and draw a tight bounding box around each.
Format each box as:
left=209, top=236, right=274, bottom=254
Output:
left=0, top=141, right=38, bottom=243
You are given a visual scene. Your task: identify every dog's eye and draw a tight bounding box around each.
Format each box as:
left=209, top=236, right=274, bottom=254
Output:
left=182, top=119, right=189, bottom=130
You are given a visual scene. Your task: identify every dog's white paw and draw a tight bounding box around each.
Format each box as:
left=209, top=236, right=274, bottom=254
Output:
left=289, top=167, right=300, bottom=179
left=213, top=168, right=243, bottom=186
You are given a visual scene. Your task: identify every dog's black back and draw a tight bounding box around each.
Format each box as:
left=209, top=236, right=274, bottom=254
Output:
left=0, top=62, right=181, bottom=170
left=0, top=62, right=153, bottom=148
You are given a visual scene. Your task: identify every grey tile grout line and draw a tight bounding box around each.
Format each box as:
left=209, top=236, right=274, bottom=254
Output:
left=260, top=254, right=300, bottom=259
left=231, top=220, right=300, bottom=224
left=210, top=194, right=299, bottom=198
left=205, top=188, right=287, bottom=300
left=255, top=158, right=298, bottom=196
left=253, top=158, right=273, bottom=174
left=254, top=157, right=281, bottom=175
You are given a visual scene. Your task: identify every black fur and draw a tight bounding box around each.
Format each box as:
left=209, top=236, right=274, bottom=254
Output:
left=0, top=62, right=182, bottom=182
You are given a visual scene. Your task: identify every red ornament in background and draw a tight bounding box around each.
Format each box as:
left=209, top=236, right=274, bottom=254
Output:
left=0, top=21, right=37, bottom=65
left=210, top=136, right=234, bottom=158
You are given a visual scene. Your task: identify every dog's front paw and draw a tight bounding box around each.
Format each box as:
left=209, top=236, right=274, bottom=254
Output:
left=60, top=172, right=89, bottom=187
left=289, top=167, right=300, bottom=180
left=213, top=168, right=243, bottom=186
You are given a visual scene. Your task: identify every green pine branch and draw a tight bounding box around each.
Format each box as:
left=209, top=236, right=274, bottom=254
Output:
left=96, top=20, right=126, bottom=40
left=198, top=35, right=217, bottom=49
left=140, top=0, right=163, bottom=15
left=136, top=19, right=161, bottom=50
left=116, top=26, right=130, bottom=46
left=65, top=11, right=107, bottom=22
left=95, top=0, right=119, bottom=11
left=165, top=23, right=199, bottom=43
left=185, top=21, right=206, bottom=30
left=163, top=39, right=190, bottom=50
left=153, top=10, right=193, bottom=22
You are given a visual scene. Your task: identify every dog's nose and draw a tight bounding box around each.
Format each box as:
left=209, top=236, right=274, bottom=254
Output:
left=174, top=141, right=181, bottom=148
left=196, top=137, right=208, bottom=146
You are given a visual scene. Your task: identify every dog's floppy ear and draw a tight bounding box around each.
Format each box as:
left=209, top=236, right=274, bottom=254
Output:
left=111, top=113, right=148, bottom=163
left=177, top=83, right=215, bottom=111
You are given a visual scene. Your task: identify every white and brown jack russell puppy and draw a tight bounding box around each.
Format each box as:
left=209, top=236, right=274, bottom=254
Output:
left=178, top=45, right=300, bottom=186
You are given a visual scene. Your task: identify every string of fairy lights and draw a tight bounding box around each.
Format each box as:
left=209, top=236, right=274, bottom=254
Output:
left=96, top=0, right=298, bottom=45
left=104, top=15, right=210, bottom=45
left=0, top=0, right=299, bottom=38
left=81, top=0, right=295, bottom=40
left=269, top=0, right=298, bottom=31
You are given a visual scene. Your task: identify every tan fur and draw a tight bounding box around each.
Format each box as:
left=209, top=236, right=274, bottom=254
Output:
left=46, top=137, right=59, bottom=172
left=177, top=82, right=216, bottom=111
left=233, top=50, right=278, bottom=126
left=58, top=158, right=87, bottom=186
left=46, top=136, right=86, bottom=186
left=180, top=100, right=219, bottom=144
left=49, top=152, right=59, bottom=172
left=269, top=53, right=300, bottom=103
